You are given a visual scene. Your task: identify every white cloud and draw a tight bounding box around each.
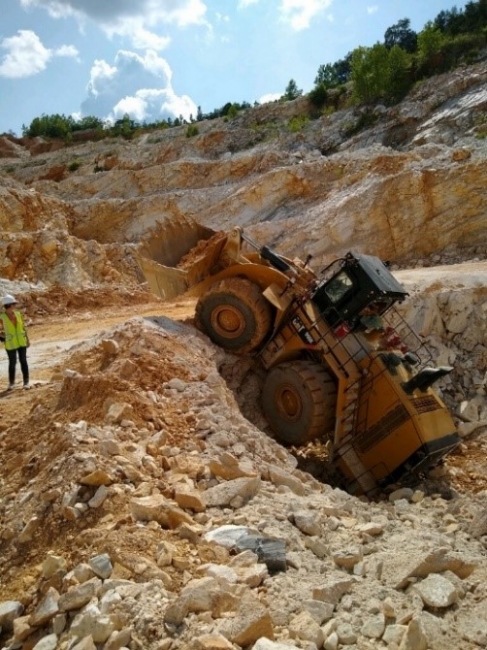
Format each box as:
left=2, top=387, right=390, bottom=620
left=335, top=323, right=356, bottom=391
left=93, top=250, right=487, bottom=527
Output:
left=258, top=92, right=281, bottom=104
left=20, top=0, right=208, bottom=49
left=0, top=30, right=51, bottom=78
left=129, top=28, right=171, bottom=51
left=111, top=88, right=198, bottom=124
left=0, top=29, right=77, bottom=78
left=112, top=94, right=151, bottom=123
left=367, top=5, right=378, bottom=14
left=20, top=0, right=207, bottom=33
left=87, top=59, right=118, bottom=98
left=55, top=44, right=80, bottom=58
left=238, top=0, right=260, bottom=7
left=160, top=89, right=199, bottom=121
left=81, top=49, right=197, bottom=124
left=279, top=0, right=333, bottom=31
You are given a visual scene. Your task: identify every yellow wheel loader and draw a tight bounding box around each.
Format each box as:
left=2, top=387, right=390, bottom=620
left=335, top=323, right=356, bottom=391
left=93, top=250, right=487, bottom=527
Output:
left=137, top=219, right=459, bottom=495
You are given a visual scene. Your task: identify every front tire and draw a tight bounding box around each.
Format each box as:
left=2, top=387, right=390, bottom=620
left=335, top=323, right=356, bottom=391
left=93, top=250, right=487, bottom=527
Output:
left=195, top=277, right=272, bottom=354
left=262, top=361, right=337, bottom=445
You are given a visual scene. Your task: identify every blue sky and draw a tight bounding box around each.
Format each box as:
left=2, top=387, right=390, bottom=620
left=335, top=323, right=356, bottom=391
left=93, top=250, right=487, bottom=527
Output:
left=0, top=0, right=468, bottom=136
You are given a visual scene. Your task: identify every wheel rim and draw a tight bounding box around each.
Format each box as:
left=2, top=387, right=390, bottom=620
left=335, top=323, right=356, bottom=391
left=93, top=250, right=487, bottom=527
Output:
left=275, top=383, right=303, bottom=421
left=210, top=305, right=246, bottom=339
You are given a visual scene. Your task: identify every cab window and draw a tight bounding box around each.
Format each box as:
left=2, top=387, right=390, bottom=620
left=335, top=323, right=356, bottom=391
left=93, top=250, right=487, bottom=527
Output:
left=324, top=271, right=353, bottom=303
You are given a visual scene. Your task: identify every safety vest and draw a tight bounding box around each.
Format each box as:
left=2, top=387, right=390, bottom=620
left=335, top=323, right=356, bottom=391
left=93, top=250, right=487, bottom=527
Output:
left=0, top=310, right=28, bottom=350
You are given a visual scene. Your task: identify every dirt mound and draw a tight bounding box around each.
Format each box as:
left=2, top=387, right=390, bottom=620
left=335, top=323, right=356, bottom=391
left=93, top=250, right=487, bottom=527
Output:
left=19, top=285, right=161, bottom=319
left=177, top=230, right=226, bottom=270
left=0, top=316, right=209, bottom=590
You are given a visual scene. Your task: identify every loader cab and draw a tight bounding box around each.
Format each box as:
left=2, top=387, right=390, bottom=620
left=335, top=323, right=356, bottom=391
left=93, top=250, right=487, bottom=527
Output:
left=311, top=252, right=408, bottom=328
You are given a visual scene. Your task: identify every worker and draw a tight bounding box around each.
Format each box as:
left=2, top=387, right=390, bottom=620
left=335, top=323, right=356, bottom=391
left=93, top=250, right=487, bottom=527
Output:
left=0, top=294, right=30, bottom=390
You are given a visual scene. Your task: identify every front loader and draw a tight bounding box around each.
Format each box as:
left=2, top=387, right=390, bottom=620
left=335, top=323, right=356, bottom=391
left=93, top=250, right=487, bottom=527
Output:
left=137, top=219, right=459, bottom=495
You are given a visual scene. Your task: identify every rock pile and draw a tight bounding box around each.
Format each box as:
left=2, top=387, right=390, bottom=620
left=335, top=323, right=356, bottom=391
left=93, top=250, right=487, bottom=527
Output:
left=1, top=316, right=487, bottom=650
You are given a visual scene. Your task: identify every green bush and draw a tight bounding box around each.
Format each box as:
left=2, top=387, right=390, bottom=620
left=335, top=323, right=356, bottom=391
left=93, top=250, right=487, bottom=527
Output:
left=288, top=115, right=309, bottom=132
left=351, top=43, right=413, bottom=105
left=68, top=160, right=81, bottom=172
left=186, top=124, right=199, bottom=137
left=282, top=79, right=303, bottom=101
left=308, top=84, right=328, bottom=108
left=474, top=113, right=487, bottom=138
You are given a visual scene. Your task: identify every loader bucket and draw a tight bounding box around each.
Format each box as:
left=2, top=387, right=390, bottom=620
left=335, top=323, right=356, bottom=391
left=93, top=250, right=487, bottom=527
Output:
left=137, top=219, right=227, bottom=301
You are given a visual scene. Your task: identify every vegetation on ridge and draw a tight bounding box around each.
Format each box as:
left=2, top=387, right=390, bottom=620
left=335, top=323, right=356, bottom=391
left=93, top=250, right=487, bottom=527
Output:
left=10, top=0, right=487, bottom=142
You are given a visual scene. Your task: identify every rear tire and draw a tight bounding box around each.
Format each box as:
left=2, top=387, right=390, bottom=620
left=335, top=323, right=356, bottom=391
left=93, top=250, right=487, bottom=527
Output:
left=195, top=277, right=272, bottom=354
left=262, top=360, right=337, bottom=445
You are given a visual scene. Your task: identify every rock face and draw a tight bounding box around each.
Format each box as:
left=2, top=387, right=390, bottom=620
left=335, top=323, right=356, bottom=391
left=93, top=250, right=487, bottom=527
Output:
left=1, top=58, right=487, bottom=650
left=1, top=62, right=487, bottom=288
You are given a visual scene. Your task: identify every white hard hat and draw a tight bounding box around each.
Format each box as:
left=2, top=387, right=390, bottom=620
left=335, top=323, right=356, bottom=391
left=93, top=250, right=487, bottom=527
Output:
left=2, top=294, right=16, bottom=306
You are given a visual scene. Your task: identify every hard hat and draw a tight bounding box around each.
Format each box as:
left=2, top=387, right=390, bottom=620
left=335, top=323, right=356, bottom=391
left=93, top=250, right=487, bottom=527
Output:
left=2, top=294, right=16, bottom=306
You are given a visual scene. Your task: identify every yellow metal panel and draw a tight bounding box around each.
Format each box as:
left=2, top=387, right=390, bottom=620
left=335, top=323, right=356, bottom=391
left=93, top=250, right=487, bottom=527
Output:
left=352, top=356, right=456, bottom=482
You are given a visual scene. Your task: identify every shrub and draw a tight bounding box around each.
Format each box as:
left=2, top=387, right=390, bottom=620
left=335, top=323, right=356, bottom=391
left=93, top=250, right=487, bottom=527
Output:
left=308, top=84, right=328, bottom=109
left=288, top=115, right=309, bottom=132
left=351, top=43, right=413, bottom=105
left=474, top=113, right=487, bottom=139
left=68, top=160, right=81, bottom=172
left=186, top=124, right=199, bottom=138
left=282, top=79, right=303, bottom=101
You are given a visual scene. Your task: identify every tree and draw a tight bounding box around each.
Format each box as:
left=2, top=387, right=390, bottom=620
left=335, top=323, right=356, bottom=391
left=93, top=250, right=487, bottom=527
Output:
left=23, top=113, right=72, bottom=139
left=308, top=84, right=328, bottom=108
left=351, top=45, right=389, bottom=104
left=315, top=63, right=339, bottom=88
left=220, top=102, right=233, bottom=116
left=387, top=45, right=413, bottom=103
left=433, top=8, right=464, bottom=35
left=384, top=18, right=417, bottom=53
left=111, top=114, right=136, bottom=139
left=417, top=23, right=446, bottom=73
left=463, top=0, right=487, bottom=31
left=334, top=53, right=353, bottom=84
left=314, top=55, right=352, bottom=88
left=282, top=79, right=303, bottom=101
left=71, top=115, right=104, bottom=131
left=351, top=43, right=412, bottom=105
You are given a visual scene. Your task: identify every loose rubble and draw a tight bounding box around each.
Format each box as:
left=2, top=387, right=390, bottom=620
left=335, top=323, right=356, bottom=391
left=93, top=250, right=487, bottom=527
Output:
left=1, top=314, right=487, bottom=650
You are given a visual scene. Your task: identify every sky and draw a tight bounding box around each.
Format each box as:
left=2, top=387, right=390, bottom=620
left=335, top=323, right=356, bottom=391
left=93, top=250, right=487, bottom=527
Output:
left=0, top=0, right=469, bottom=136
